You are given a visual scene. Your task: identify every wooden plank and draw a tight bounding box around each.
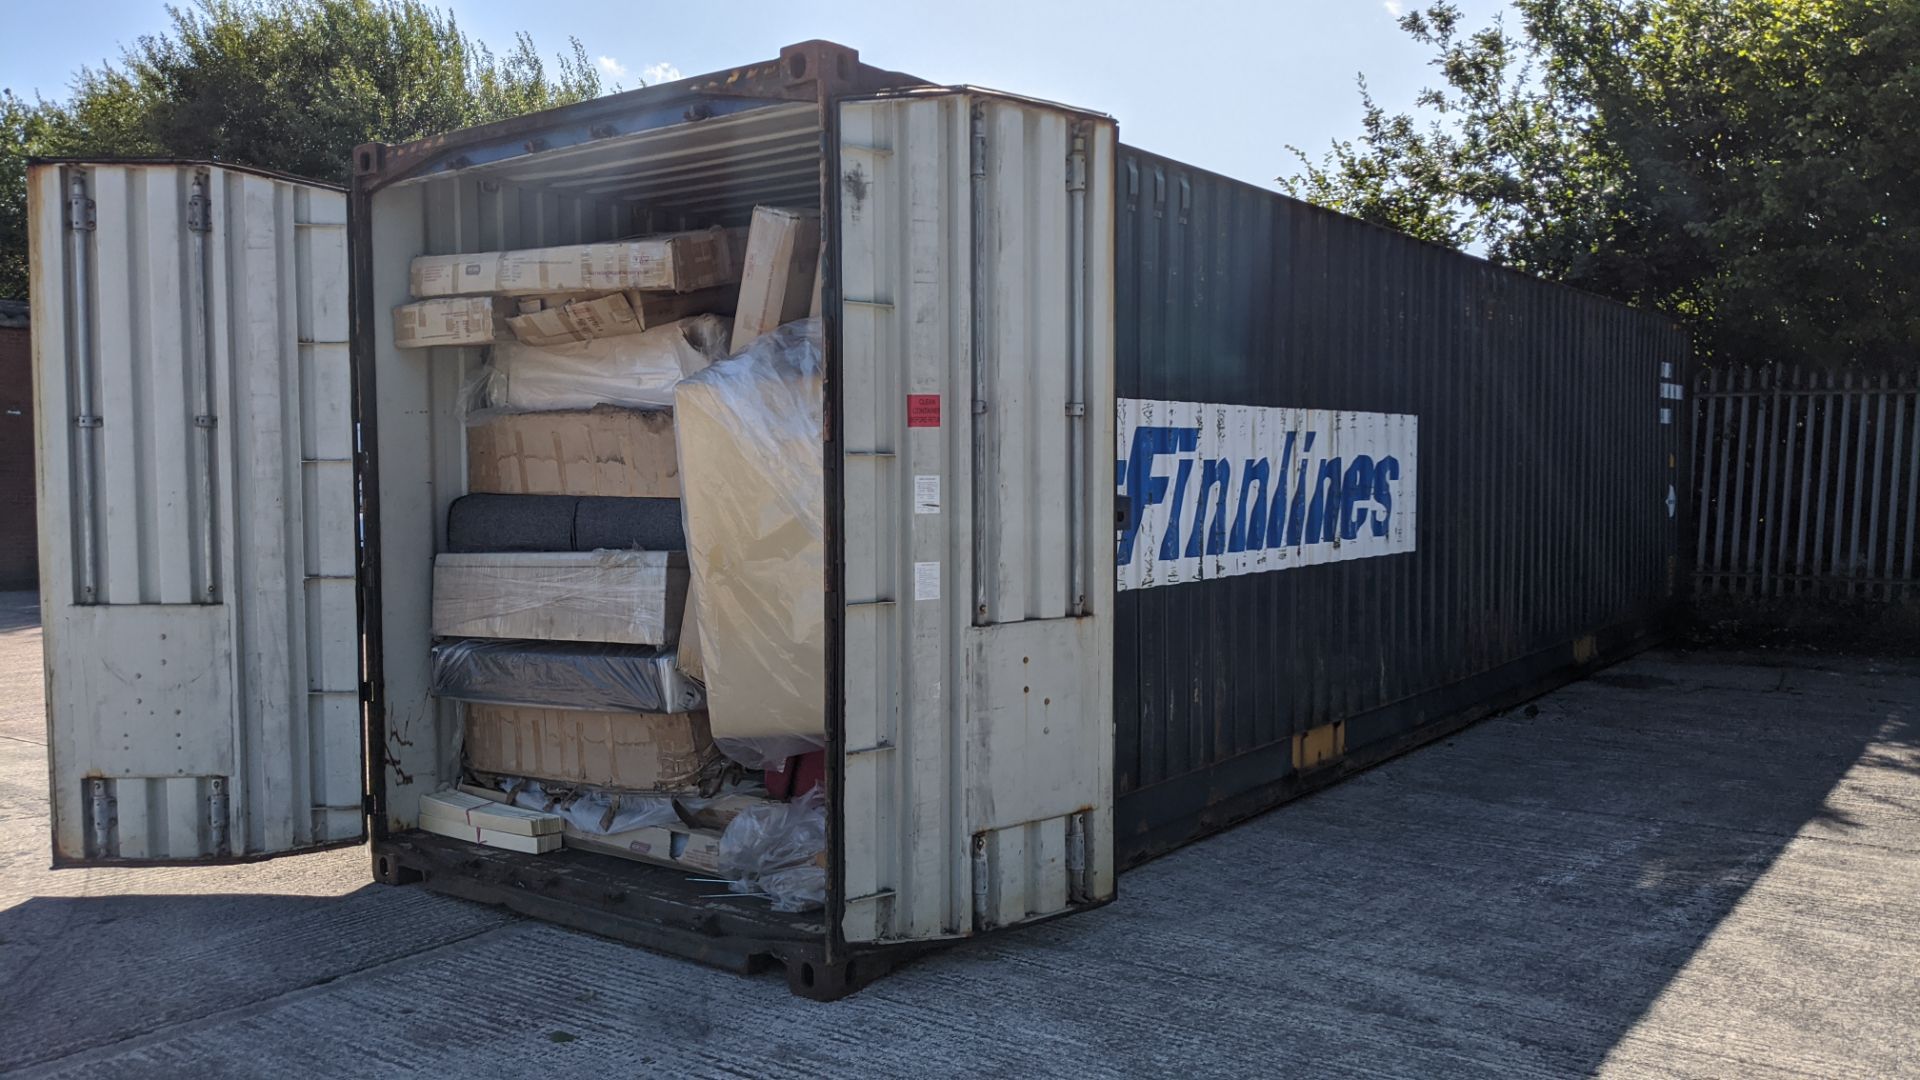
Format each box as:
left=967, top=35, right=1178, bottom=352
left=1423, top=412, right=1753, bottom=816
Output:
left=419, top=790, right=562, bottom=836
left=416, top=816, right=561, bottom=854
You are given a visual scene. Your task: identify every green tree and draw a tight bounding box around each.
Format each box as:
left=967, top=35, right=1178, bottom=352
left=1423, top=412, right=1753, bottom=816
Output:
left=1285, top=0, right=1920, bottom=369
left=2, top=0, right=608, bottom=298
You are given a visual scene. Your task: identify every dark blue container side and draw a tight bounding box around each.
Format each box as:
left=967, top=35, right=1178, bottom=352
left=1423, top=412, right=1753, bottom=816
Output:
left=1113, top=146, right=1689, bottom=866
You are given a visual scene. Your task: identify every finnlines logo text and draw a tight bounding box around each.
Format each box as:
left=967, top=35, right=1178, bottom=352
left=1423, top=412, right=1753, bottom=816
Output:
left=1116, top=399, right=1418, bottom=590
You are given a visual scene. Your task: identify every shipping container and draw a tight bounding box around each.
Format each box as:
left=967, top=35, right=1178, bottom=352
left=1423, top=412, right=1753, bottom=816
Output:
left=31, top=41, right=1117, bottom=997
left=28, top=39, right=1686, bottom=998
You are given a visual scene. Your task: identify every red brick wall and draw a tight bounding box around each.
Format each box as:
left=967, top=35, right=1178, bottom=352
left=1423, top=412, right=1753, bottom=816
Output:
left=0, top=324, right=38, bottom=590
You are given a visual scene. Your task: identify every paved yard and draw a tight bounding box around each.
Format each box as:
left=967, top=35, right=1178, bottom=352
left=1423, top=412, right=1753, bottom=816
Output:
left=2, top=588, right=1916, bottom=1078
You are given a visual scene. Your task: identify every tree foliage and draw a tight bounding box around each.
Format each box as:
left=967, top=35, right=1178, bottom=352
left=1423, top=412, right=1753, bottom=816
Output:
left=1284, top=0, right=1920, bottom=368
left=2, top=0, right=606, bottom=298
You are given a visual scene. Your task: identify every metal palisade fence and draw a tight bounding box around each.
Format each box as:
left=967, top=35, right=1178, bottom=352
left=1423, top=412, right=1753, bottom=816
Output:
left=1694, top=367, right=1920, bottom=601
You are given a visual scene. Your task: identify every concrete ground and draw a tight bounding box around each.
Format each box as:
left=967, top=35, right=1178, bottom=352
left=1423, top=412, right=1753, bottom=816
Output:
left=2, top=590, right=1917, bottom=1079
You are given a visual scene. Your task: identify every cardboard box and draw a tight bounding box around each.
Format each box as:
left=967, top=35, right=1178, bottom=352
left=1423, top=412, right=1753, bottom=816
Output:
left=732, top=207, right=821, bottom=348
left=393, top=296, right=505, bottom=348
left=505, top=291, right=642, bottom=346
left=410, top=228, right=744, bottom=298
left=463, top=704, right=716, bottom=791
left=504, top=287, right=738, bottom=346
left=467, top=406, right=680, bottom=498
left=431, top=550, right=688, bottom=645
left=675, top=577, right=705, bottom=681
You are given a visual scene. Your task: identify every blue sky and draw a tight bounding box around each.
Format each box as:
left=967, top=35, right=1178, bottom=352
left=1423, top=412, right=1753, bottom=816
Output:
left=1, top=0, right=1513, bottom=191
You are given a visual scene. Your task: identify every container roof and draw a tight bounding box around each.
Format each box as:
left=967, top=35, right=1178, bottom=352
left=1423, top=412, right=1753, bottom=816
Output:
left=360, top=40, right=923, bottom=195
left=394, top=102, right=823, bottom=220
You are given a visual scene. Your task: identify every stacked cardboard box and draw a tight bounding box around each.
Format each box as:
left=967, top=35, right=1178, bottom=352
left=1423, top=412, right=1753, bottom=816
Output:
left=463, top=704, right=713, bottom=791
left=407, top=207, right=828, bottom=862
left=409, top=227, right=744, bottom=298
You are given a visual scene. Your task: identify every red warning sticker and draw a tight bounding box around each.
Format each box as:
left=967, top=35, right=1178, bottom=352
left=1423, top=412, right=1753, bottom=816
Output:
left=906, top=393, right=942, bottom=428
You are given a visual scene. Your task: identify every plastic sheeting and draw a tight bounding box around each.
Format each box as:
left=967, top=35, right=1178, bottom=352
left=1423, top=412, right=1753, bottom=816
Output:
left=490, top=778, right=757, bottom=835
left=431, top=550, right=687, bottom=645
left=718, top=786, right=827, bottom=912
left=468, top=314, right=732, bottom=413
left=445, top=494, right=686, bottom=553
left=430, top=638, right=705, bottom=714
left=674, top=320, right=825, bottom=767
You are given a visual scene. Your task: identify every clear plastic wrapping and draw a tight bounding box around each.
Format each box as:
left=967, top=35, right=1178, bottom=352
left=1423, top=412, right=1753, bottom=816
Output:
left=466, top=314, right=732, bottom=414
left=717, top=786, right=827, bottom=912
left=431, top=550, right=688, bottom=646
left=489, top=778, right=760, bottom=835
left=430, top=638, right=705, bottom=714
left=674, top=320, right=826, bottom=767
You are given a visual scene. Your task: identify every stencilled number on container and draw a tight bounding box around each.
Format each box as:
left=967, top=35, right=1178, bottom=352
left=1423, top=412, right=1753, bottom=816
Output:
left=1116, top=398, right=1418, bottom=590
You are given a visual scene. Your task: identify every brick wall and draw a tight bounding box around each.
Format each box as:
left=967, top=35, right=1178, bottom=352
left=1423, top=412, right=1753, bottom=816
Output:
left=0, top=322, right=37, bottom=590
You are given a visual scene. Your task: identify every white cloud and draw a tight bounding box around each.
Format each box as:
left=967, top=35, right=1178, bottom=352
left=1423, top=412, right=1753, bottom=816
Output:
left=1384, top=0, right=1403, bottom=13
left=642, top=62, right=683, bottom=85
left=597, top=56, right=630, bottom=80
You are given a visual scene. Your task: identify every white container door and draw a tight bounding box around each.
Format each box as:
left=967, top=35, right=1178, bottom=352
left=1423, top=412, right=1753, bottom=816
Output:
left=836, top=93, right=1118, bottom=943
left=29, top=162, right=362, bottom=863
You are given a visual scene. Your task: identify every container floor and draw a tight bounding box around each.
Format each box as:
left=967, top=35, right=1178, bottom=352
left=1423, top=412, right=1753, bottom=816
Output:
left=374, top=828, right=826, bottom=973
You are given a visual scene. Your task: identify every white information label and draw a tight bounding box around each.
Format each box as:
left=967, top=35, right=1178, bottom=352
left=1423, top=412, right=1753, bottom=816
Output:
left=913, top=561, right=941, bottom=601
left=913, top=474, right=941, bottom=514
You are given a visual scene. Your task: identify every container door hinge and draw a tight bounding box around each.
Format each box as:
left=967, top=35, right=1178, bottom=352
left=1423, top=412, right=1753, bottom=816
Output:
left=67, top=191, right=96, bottom=231
left=73, top=414, right=102, bottom=429
left=192, top=414, right=217, bottom=429
left=1065, top=813, right=1091, bottom=904
left=87, top=777, right=117, bottom=858
left=1064, top=401, right=1085, bottom=418
left=207, top=777, right=231, bottom=856
left=186, top=187, right=212, bottom=233
left=362, top=793, right=380, bottom=818
left=972, top=398, right=988, bottom=416
left=970, top=833, right=992, bottom=930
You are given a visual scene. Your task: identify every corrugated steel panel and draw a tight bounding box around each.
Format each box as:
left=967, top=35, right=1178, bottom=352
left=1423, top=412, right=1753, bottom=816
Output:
left=1112, top=146, right=1688, bottom=863
left=835, top=92, right=1116, bottom=944
left=31, top=161, right=362, bottom=862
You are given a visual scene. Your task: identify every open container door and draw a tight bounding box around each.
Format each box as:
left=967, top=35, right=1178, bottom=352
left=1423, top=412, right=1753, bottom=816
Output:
left=29, top=161, right=363, bottom=864
left=832, top=90, right=1118, bottom=948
